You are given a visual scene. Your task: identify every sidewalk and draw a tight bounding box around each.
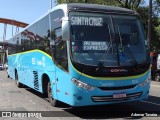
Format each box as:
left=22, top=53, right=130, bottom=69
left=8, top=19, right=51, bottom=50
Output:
left=151, top=80, right=160, bottom=86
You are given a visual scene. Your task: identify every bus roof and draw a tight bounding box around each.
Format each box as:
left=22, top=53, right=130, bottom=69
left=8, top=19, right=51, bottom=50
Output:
left=66, top=3, right=137, bottom=15
left=51, top=3, right=137, bottom=16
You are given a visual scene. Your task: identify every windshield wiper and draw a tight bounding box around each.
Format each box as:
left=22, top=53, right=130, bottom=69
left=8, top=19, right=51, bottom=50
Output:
left=96, top=25, right=113, bottom=71
left=117, top=26, right=123, bottom=48
left=125, top=46, right=138, bottom=68
left=117, top=25, right=138, bottom=67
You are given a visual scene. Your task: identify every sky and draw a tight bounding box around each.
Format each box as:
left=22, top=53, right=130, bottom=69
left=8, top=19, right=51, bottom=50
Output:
left=0, top=0, right=149, bottom=40
left=0, top=0, right=53, bottom=40
left=145, top=0, right=149, bottom=5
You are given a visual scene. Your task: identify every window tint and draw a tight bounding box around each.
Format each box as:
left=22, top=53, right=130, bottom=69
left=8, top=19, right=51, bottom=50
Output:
left=35, top=15, right=50, bottom=54
left=55, top=40, right=68, bottom=71
left=20, top=15, right=50, bottom=54
left=50, top=10, right=64, bottom=43
left=8, top=34, right=22, bottom=55
left=50, top=10, right=68, bottom=71
left=21, top=24, right=36, bottom=51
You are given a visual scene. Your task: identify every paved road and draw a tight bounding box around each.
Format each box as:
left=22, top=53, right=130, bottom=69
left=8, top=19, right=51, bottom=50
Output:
left=0, top=70, right=160, bottom=120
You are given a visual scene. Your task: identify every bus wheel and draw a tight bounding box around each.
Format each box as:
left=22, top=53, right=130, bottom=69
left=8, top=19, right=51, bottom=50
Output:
left=15, top=73, right=22, bottom=88
left=47, top=82, right=59, bottom=107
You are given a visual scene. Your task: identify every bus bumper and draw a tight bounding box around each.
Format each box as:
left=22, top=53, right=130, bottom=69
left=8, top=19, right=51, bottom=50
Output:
left=68, top=82, right=150, bottom=106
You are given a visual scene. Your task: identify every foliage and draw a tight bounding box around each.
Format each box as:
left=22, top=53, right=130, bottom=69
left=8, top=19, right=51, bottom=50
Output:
left=57, top=0, right=119, bottom=5
left=153, top=0, right=160, bottom=16
left=150, top=0, right=160, bottom=51
left=155, top=25, right=160, bottom=36
left=57, top=0, right=146, bottom=8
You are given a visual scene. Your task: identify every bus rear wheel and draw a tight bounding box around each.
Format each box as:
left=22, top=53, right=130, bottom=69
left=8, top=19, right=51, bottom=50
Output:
left=47, top=82, right=59, bottom=107
left=15, top=73, right=22, bottom=88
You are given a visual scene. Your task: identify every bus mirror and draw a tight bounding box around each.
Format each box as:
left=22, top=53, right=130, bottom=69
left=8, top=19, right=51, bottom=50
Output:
left=62, top=17, right=70, bottom=41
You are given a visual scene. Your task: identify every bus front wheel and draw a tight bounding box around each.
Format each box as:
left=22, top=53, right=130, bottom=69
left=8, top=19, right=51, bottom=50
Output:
left=47, top=82, right=59, bottom=107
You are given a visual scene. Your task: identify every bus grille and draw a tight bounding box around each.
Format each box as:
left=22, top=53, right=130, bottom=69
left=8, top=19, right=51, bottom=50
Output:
left=33, top=71, right=39, bottom=90
left=92, top=92, right=142, bottom=102
left=98, top=84, right=137, bottom=91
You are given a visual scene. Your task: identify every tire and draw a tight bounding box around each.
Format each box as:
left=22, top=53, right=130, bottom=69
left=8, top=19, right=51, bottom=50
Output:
left=15, top=73, right=22, bottom=88
left=47, top=82, right=59, bottom=107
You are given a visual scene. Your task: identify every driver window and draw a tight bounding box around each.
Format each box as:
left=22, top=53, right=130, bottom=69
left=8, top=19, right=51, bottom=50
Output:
left=55, top=40, right=68, bottom=71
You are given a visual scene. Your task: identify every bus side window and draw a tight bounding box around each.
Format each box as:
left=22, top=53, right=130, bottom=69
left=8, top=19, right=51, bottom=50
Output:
left=55, top=40, right=68, bottom=71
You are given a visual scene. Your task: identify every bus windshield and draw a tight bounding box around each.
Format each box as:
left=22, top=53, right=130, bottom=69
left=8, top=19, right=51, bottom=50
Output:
left=69, top=12, right=147, bottom=67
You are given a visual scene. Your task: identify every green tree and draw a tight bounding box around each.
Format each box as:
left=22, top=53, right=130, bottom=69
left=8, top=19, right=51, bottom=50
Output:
left=153, top=0, right=160, bottom=16
left=149, top=0, right=160, bottom=51
left=57, top=0, right=145, bottom=8
left=57, top=0, right=120, bottom=5
left=115, top=0, right=145, bottom=9
left=155, top=25, right=160, bottom=37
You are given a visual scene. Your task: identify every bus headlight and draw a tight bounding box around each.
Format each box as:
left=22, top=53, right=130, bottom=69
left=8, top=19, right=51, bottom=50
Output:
left=140, top=76, right=151, bottom=87
left=72, top=78, right=95, bottom=91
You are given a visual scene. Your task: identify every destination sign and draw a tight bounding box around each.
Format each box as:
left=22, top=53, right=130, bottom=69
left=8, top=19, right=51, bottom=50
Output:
left=83, top=41, right=108, bottom=50
left=71, top=16, right=103, bottom=26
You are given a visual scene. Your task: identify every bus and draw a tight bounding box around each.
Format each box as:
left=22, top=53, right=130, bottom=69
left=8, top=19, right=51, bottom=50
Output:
left=7, top=3, right=150, bottom=107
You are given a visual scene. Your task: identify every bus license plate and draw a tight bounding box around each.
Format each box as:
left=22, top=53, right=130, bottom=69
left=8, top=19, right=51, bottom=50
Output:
left=113, top=93, right=126, bottom=98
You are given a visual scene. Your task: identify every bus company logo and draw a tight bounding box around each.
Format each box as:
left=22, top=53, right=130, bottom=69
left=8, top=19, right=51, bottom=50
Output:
left=110, top=69, right=128, bottom=73
left=2, top=112, right=11, bottom=117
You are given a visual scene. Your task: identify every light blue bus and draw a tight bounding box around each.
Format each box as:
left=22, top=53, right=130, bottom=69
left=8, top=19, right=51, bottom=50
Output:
left=7, top=3, right=150, bottom=107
